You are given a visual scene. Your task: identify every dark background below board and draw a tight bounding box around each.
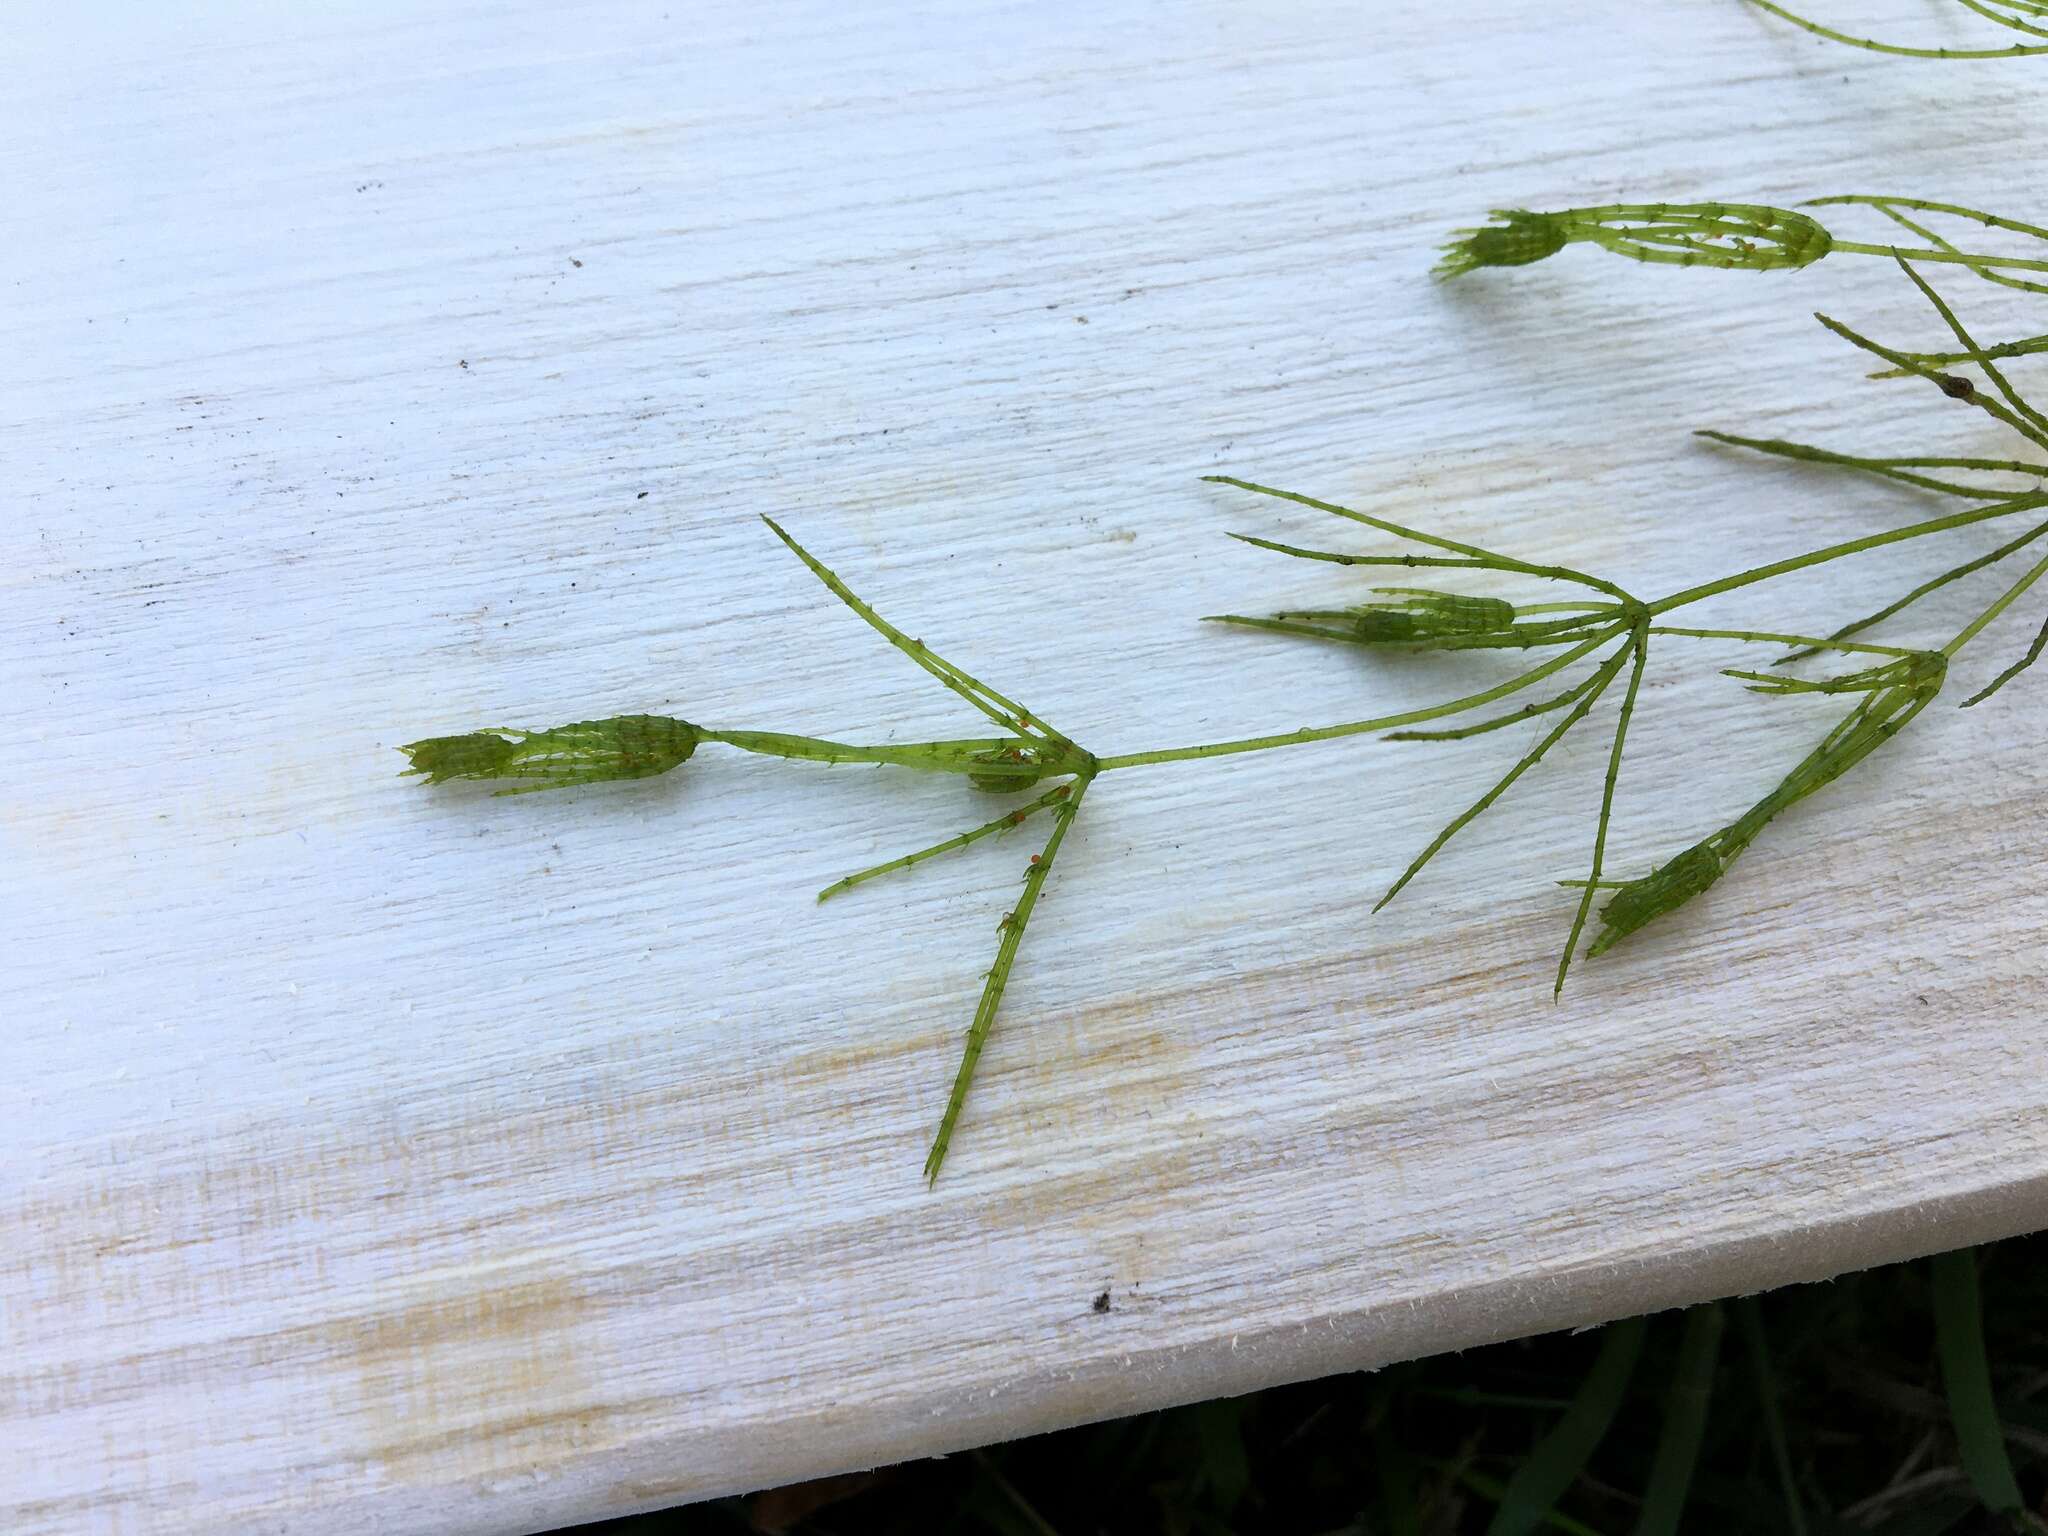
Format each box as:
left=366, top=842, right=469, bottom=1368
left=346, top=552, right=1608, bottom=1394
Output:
left=570, top=1231, right=2048, bottom=1535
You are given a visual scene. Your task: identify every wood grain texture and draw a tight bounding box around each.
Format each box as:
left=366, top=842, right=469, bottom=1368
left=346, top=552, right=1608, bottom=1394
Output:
left=7, top=1, right=2048, bottom=1530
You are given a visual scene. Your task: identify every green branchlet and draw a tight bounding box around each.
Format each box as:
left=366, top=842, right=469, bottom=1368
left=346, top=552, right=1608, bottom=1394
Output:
left=1741, top=672, right=1946, bottom=828
left=399, top=730, right=523, bottom=783
left=1726, top=649, right=1946, bottom=696
left=399, top=715, right=700, bottom=794
left=1441, top=196, right=2048, bottom=289
left=1587, top=841, right=1725, bottom=958
left=1432, top=209, right=1568, bottom=276
left=1335, top=590, right=1520, bottom=644
left=1746, top=0, right=2048, bottom=59
left=1438, top=204, right=1834, bottom=278
left=1214, top=590, right=1528, bottom=649
left=1586, top=659, right=1946, bottom=955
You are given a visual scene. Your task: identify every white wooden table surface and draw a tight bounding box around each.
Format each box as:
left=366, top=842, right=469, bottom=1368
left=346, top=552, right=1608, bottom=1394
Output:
left=8, top=2, right=2048, bottom=1531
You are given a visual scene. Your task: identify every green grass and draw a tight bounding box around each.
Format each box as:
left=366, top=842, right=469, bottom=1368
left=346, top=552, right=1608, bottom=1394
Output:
left=587, top=1233, right=2048, bottom=1534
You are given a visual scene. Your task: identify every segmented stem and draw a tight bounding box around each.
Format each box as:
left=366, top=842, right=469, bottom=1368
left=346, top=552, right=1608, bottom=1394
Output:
left=1745, top=0, right=2048, bottom=57
left=1374, top=639, right=1636, bottom=914
left=1206, top=477, right=1633, bottom=601
left=1384, top=673, right=1604, bottom=742
left=1645, top=625, right=1922, bottom=657
left=1094, top=630, right=1619, bottom=772
left=923, top=773, right=1092, bottom=1185
left=1875, top=332, right=2048, bottom=376
left=1820, top=197, right=2048, bottom=297
left=1962, top=608, right=2048, bottom=705
left=1697, top=430, right=2048, bottom=499
left=1776, top=518, right=2048, bottom=664
left=1646, top=491, right=2048, bottom=615
left=1813, top=312, right=2048, bottom=455
left=1944, top=545, right=2048, bottom=656
left=1829, top=240, right=2048, bottom=279
left=761, top=515, right=1057, bottom=739
left=1889, top=259, right=2048, bottom=445
left=708, top=729, right=1043, bottom=774
left=817, top=783, right=1073, bottom=902
left=1557, top=624, right=1650, bottom=994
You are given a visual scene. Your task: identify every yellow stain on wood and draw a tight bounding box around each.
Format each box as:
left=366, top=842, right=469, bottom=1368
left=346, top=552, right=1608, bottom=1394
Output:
left=335, top=1251, right=607, bottom=1484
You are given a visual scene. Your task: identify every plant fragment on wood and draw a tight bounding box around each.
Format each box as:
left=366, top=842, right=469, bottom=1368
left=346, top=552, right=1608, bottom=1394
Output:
left=403, top=218, right=2048, bottom=1181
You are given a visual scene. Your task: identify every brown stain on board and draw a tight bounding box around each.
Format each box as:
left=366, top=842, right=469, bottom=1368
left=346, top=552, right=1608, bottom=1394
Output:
left=14, top=820, right=2032, bottom=1520
left=335, top=1251, right=605, bottom=1484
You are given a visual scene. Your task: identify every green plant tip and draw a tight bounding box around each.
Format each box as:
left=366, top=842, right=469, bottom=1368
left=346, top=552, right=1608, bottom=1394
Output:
left=1434, top=210, right=1569, bottom=277
left=399, top=714, right=700, bottom=794
left=1589, top=841, right=1725, bottom=957
left=1438, top=203, right=1833, bottom=279
left=1352, top=591, right=1519, bottom=643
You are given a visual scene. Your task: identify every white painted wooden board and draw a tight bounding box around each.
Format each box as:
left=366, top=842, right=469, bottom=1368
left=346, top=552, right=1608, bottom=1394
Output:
left=8, top=1, right=2048, bottom=1529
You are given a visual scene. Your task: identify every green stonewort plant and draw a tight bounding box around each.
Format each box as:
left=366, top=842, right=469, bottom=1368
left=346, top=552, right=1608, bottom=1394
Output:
left=405, top=508, right=1664, bottom=1181
left=403, top=244, right=2048, bottom=1183
left=1745, top=0, right=2048, bottom=58
left=404, top=501, right=1788, bottom=1180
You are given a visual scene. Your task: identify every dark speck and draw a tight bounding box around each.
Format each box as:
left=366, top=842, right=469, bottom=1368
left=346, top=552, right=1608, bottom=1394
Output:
left=1091, top=1290, right=1111, bottom=1314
